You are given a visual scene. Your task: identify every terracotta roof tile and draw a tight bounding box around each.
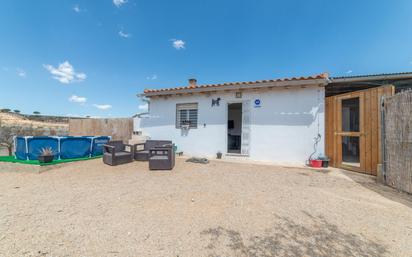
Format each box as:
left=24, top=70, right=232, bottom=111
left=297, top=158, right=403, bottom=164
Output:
left=144, top=73, right=329, bottom=94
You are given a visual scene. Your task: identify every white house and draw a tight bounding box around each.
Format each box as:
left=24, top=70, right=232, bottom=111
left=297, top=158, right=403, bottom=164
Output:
left=140, top=73, right=329, bottom=164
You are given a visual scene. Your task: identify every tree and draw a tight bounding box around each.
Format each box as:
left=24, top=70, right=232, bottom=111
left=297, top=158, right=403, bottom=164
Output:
left=0, top=126, right=24, bottom=156
left=13, top=110, right=21, bottom=113
left=33, top=111, right=40, bottom=115
left=0, top=109, right=11, bottom=113
left=0, top=125, right=44, bottom=156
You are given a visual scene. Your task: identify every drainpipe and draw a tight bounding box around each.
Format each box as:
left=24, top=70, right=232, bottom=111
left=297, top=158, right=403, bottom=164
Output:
left=380, top=96, right=387, bottom=183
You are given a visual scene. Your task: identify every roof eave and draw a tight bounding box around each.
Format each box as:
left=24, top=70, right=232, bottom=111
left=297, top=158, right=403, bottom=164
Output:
left=142, top=78, right=328, bottom=97
left=331, top=73, right=412, bottom=83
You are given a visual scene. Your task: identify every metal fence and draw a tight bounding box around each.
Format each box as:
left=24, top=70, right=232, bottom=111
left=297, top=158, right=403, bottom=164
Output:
left=382, top=90, right=412, bottom=194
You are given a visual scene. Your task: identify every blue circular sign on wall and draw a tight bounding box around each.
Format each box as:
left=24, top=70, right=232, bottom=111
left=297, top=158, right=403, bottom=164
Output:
left=254, top=99, right=261, bottom=105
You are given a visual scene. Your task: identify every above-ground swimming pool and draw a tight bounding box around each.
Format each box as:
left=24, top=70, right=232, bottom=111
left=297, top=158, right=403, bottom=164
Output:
left=14, top=136, right=111, bottom=160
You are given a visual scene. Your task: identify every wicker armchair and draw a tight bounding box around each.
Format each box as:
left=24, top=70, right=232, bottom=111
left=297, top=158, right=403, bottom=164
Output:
left=103, top=140, right=134, bottom=166
left=134, top=140, right=172, bottom=161
left=149, top=146, right=175, bottom=170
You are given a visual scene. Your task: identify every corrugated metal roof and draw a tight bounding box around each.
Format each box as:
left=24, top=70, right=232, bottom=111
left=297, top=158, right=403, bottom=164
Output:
left=331, top=72, right=412, bottom=80
left=143, top=73, right=329, bottom=95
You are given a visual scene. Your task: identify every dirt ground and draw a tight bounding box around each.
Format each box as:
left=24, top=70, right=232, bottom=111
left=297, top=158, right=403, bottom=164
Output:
left=0, top=158, right=411, bottom=257
left=0, top=147, right=8, bottom=156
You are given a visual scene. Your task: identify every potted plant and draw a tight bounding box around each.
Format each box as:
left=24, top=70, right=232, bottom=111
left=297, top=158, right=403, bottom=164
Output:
left=38, top=147, right=54, bottom=163
left=216, top=151, right=222, bottom=159
left=181, top=120, right=191, bottom=130
left=318, top=155, right=330, bottom=168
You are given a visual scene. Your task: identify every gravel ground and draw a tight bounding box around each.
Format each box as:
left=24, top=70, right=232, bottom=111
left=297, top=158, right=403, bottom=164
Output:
left=0, top=158, right=411, bottom=257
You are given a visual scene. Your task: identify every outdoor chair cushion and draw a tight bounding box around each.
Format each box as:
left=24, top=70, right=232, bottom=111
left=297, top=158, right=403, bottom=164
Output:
left=113, top=151, right=132, bottom=157
left=150, top=155, right=169, bottom=160
left=135, top=150, right=150, bottom=161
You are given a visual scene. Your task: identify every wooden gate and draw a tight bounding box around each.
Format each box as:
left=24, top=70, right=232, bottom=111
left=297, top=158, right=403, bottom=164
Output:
left=325, top=85, right=394, bottom=175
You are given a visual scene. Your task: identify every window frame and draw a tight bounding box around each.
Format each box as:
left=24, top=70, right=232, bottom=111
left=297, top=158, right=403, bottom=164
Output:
left=176, top=103, right=198, bottom=129
left=341, top=97, right=360, bottom=132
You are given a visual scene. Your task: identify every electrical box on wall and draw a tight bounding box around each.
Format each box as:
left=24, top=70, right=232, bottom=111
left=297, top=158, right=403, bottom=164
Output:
left=235, top=92, right=242, bottom=98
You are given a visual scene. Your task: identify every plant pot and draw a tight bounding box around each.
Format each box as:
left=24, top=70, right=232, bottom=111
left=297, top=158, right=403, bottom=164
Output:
left=309, top=159, right=322, bottom=168
left=38, top=155, right=54, bottom=163
left=318, top=156, right=330, bottom=168
left=216, top=152, right=222, bottom=159
left=321, top=160, right=329, bottom=168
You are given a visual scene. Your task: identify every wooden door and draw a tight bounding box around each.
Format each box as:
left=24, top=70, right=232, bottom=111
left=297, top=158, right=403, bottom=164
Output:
left=325, top=85, right=394, bottom=175
left=335, top=93, right=365, bottom=172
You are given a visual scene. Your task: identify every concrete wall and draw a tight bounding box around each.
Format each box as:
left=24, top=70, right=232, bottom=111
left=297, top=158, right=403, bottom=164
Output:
left=133, top=116, right=141, bottom=132
left=140, top=86, right=325, bottom=164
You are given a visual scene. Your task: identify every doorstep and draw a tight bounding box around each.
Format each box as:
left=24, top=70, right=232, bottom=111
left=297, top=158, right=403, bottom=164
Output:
left=225, top=153, right=250, bottom=157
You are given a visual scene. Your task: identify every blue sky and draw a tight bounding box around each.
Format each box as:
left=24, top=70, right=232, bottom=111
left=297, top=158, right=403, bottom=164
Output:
left=1, top=0, right=412, bottom=117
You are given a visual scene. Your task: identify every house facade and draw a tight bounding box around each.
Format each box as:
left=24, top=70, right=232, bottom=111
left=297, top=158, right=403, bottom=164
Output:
left=138, top=71, right=412, bottom=173
left=140, top=74, right=329, bottom=164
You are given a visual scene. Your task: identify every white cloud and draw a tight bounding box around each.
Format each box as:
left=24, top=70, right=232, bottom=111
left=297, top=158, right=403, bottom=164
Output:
left=16, top=68, right=26, bottom=78
left=66, top=113, right=81, bottom=117
left=171, top=39, right=185, bottom=50
left=93, top=104, right=112, bottom=110
left=43, top=61, right=86, bottom=84
left=119, top=30, right=131, bottom=38
left=113, top=0, right=127, bottom=7
left=68, top=95, right=87, bottom=104
left=146, top=74, right=157, bottom=80
left=73, top=4, right=81, bottom=13
left=138, top=103, right=148, bottom=110
left=66, top=113, right=100, bottom=118
left=346, top=70, right=353, bottom=74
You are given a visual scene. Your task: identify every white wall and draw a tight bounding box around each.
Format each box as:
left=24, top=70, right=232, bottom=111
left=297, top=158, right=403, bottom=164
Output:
left=133, top=116, right=141, bottom=132
left=140, top=86, right=325, bottom=164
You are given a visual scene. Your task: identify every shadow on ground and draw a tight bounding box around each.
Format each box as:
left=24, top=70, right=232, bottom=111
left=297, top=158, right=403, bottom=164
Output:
left=201, top=212, right=387, bottom=257
left=341, top=169, right=412, bottom=209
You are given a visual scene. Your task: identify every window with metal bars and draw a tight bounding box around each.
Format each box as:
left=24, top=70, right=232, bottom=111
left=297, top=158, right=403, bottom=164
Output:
left=176, top=103, right=198, bottom=129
